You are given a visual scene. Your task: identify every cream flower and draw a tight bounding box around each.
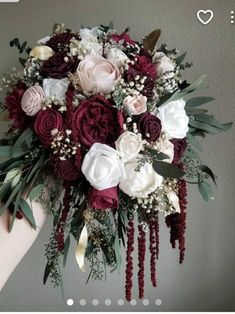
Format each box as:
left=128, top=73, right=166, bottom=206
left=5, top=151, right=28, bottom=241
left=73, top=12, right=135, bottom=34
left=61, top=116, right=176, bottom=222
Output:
left=116, top=131, right=143, bottom=162
left=158, top=99, right=189, bottom=139
left=43, top=78, right=69, bottom=101
left=81, top=143, right=126, bottom=190
left=153, top=52, right=175, bottom=80
left=152, top=136, right=174, bottom=163
left=119, top=157, right=163, bottom=198
left=76, top=55, right=120, bottom=94
left=123, top=95, right=147, bottom=115
left=21, top=85, right=45, bottom=116
left=107, top=48, right=129, bottom=68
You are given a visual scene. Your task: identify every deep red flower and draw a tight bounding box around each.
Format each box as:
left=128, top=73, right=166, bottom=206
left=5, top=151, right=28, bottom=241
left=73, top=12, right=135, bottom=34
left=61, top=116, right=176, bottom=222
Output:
left=137, top=112, right=162, bottom=142
left=41, top=52, right=79, bottom=79
left=34, top=108, right=65, bottom=148
left=52, top=157, right=81, bottom=181
left=171, top=138, right=187, bottom=163
left=46, top=32, right=79, bottom=52
left=127, top=55, right=157, bottom=80
left=5, top=82, right=31, bottom=130
left=111, top=31, right=136, bottom=45
left=89, top=186, right=119, bottom=210
left=73, top=95, right=123, bottom=148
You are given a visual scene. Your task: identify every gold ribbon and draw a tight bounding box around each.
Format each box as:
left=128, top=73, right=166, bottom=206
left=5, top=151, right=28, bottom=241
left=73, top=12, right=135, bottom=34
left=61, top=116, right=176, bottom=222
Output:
left=29, top=46, right=54, bottom=61
left=75, top=224, right=88, bottom=272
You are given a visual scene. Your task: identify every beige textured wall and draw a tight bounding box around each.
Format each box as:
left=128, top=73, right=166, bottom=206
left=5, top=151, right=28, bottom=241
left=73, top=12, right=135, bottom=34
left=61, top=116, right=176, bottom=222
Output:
left=0, top=0, right=235, bottom=311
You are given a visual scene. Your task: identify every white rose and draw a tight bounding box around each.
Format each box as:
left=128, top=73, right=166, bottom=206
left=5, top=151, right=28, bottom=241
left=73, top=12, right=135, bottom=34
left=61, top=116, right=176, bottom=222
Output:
left=80, top=27, right=100, bottom=41
left=119, top=157, right=163, bottom=198
left=81, top=143, right=126, bottom=190
left=116, top=131, right=143, bottom=162
left=107, top=48, right=129, bottom=68
left=43, top=78, right=69, bottom=101
left=153, top=52, right=175, bottom=80
left=78, top=39, right=102, bottom=56
left=123, top=95, right=147, bottom=115
left=152, top=137, right=174, bottom=163
left=158, top=99, right=189, bottom=139
left=166, top=187, right=180, bottom=213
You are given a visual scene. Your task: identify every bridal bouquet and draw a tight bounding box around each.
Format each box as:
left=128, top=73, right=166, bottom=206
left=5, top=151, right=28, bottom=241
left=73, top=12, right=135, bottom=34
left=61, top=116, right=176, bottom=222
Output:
left=0, top=23, right=232, bottom=300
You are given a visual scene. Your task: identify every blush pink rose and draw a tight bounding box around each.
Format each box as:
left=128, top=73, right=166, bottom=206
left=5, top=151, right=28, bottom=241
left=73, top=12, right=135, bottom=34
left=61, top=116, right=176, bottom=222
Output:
left=76, top=55, right=120, bottom=94
left=123, top=95, right=147, bottom=115
left=21, top=85, right=45, bottom=116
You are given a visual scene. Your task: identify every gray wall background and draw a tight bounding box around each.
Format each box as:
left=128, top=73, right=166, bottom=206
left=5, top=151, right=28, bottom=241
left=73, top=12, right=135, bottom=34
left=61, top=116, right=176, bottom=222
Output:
left=0, top=0, right=235, bottom=311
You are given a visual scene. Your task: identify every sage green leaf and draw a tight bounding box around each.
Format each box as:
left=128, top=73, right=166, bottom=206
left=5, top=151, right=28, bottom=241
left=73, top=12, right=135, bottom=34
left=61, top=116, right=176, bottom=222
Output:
left=0, top=146, right=11, bottom=158
left=4, top=168, right=21, bottom=188
left=19, top=197, right=36, bottom=229
left=11, top=128, right=33, bottom=157
left=198, top=165, right=217, bottom=185
left=186, top=97, right=214, bottom=107
left=153, top=161, right=185, bottom=178
left=187, top=133, right=202, bottom=151
left=175, top=52, right=187, bottom=65
left=63, top=235, right=70, bottom=267
left=0, top=181, right=11, bottom=205
left=114, top=233, right=122, bottom=273
left=198, top=181, right=214, bottom=202
left=43, top=261, right=53, bottom=285
left=29, top=184, right=45, bottom=202
left=26, top=154, right=46, bottom=183
left=186, top=108, right=208, bottom=116
left=19, top=57, right=27, bottom=67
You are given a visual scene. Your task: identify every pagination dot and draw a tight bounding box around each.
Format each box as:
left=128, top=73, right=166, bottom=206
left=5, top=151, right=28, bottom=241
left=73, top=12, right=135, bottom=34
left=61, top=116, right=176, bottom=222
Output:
left=105, top=299, right=111, bottom=306
left=66, top=298, right=74, bottom=306
left=92, top=299, right=99, bottom=306
left=117, top=299, right=124, bottom=306
left=79, top=299, right=86, bottom=306
left=155, top=298, right=162, bottom=306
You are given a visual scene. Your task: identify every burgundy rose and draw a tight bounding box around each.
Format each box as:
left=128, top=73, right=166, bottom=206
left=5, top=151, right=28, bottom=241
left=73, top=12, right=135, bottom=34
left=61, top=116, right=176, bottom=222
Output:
left=34, top=108, right=65, bottom=148
left=171, top=138, right=187, bottom=164
left=46, top=32, right=79, bottom=52
left=138, top=112, right=161, bottom=142
left=73, top=95, right=123, bottom=148
left=127, top=55, right=157, bottom=80
left=53, top=157, right=80, bottom=181
left=41, top=52, right=79, bottom=79
left=111, top=31, right=135, bottom=45
left=89, top=186, right=119, bottom=210
left=5, top=82, right=31, bottom=130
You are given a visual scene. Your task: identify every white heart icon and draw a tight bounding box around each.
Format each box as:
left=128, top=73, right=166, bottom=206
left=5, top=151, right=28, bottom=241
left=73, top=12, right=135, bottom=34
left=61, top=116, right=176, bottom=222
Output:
left=197, top=10, right=214, bottom=25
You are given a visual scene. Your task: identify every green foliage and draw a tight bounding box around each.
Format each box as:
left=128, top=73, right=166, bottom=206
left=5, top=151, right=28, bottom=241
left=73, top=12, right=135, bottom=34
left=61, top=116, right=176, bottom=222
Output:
left=175, top=52, right=187, bottom=65
left=19, top=198, right=37, bottom=229
left=186, top=96, right=214, bottom=107
left=153, top=161, right=185, bottom=178
left=198, top=181, right=214, bottom=201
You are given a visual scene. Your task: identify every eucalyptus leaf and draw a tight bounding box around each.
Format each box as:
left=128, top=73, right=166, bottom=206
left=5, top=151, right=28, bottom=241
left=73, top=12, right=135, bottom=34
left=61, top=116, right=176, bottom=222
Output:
left=153, top=161, right=185, bottom=178
left=29, top=184, right=45, bottom=202
left=11, top=128, right=33, bottom=157
left=4, top=168, right=21, bottom=188
left=187, top=133, right=202, bottom=151
left=175, top=52, right=187, bottom=65
left=19, top=197, right=36, bottom=229
left=197, top=165, right=217, bottom=185
left=186, top=97, right=214, bottom=107
left=63, top=235, right=70, bottom=267
left=198, top=181, right=214, bottom=202
left=43, top=261, right=53, bottom=285
left=26, top=154, right=46, bottom=183
left=114, top=233, right=122, bottom=273
left=0, top=146, right=11, bottom=158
